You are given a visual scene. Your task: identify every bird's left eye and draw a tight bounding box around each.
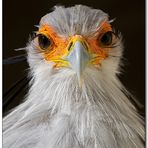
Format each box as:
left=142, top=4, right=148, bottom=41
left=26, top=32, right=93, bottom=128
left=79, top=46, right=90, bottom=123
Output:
left=99, top=31, right=113, bottom=46
left=37, top=34, right=53, bottom=51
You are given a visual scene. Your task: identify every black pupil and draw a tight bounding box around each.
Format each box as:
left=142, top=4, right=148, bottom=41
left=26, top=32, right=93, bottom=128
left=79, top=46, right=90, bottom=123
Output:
left=38, top=34, right=51, bottom=50
left=101, top=31, right=112, bottom=45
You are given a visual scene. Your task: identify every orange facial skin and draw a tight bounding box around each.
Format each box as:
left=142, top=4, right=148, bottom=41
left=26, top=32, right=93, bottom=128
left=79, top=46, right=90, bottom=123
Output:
left=86, top=22, right=112, bottom=65
left=36, top=22, right=113, bottom=67
left=37, top=25, right=69, bottom=67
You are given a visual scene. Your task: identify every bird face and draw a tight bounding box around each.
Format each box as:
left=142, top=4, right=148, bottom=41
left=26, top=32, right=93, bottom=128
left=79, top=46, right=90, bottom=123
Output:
left=28, top=5, right=122, bottom=85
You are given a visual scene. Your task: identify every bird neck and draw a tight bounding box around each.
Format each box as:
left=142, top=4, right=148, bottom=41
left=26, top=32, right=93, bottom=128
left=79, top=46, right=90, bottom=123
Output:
left=26, top=67, right=135, bottom=117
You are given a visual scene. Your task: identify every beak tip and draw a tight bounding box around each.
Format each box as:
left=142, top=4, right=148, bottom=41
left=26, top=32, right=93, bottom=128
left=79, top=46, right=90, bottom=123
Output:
left=77, top=75, right=83, bottom=88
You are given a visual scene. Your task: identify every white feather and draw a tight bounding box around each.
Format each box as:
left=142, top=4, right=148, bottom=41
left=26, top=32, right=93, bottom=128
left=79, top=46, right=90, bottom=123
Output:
left=3, top=5, right=144, bottom=148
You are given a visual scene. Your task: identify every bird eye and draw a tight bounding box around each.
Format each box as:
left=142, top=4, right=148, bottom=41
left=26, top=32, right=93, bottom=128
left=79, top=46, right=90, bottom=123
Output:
left=37, top=34, right=52, bottom=51
left=99, top=31, right=113, bottom=46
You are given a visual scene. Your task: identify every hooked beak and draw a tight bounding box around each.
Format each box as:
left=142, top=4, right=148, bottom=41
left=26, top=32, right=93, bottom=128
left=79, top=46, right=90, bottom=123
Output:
left=66, top=36, right=90, bottom=85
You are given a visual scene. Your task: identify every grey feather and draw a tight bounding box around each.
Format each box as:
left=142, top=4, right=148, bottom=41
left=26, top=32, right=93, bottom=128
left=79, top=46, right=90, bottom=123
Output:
left=3, top=5, right=145, bottom=148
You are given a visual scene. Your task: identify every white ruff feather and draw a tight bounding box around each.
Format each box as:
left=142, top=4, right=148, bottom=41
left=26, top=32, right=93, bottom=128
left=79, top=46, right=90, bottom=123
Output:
left=3, top=5, right=144, bottom=148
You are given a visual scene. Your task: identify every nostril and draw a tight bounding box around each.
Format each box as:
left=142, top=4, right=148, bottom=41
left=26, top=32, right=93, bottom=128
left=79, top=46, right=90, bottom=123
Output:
left=68, top=42, right=73, bottom=51
left=83, top=42, right=88, bottom=51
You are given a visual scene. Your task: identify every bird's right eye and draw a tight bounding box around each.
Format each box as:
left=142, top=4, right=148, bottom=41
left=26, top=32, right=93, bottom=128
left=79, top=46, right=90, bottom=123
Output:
left=37, top=34, right=53, bottom=51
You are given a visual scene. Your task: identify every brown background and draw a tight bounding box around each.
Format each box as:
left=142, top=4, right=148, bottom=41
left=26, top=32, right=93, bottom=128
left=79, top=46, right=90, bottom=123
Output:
left=3, top=0, right=145, bottom=114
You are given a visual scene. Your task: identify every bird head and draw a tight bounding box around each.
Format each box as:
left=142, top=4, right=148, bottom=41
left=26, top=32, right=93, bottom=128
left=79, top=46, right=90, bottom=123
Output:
left=27, top=5, right=123, bottom=87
